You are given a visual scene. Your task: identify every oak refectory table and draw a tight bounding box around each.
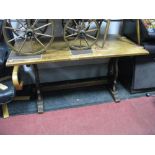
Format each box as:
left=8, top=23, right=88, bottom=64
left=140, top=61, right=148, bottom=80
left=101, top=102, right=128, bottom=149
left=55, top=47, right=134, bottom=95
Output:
left=6, top=35, right=149, bottom=113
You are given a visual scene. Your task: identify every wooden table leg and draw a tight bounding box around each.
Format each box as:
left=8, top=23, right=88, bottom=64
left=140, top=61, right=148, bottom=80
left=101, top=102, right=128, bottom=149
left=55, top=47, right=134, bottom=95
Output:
left=2, top=103, right=9, bottom=118
left=108, top=58, right=120, bottom=103
left=33, top=64, right=44, bottom=113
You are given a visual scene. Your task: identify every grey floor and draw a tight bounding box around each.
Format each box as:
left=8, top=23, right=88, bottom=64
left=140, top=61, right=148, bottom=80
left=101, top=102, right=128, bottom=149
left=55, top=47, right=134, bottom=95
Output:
left=0, top=82, right=153, bottom=117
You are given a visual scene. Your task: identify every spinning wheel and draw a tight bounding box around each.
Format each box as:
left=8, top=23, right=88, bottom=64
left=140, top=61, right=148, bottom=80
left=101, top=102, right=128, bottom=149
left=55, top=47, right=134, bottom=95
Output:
left=64, top=19, right=100, bottom=50
left=2, top=19, right=54, bottom=55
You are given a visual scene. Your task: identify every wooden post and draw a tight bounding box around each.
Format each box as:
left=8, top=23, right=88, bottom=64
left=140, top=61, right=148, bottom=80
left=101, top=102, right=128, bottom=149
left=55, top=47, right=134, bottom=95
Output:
left=102, top=19, right=110, bottom=48
left=136, top=19, right=141, bottom=45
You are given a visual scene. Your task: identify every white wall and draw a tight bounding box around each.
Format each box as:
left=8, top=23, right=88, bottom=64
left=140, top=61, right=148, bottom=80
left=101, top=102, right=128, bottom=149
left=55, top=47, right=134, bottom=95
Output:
left=109, top=21, right=122, bottom=34
left=100, top=21, right=122, bottom=35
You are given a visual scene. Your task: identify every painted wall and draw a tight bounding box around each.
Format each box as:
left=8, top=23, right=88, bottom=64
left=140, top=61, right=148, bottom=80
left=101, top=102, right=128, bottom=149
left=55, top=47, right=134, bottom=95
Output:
left=108, top=21, right=122, bottom=34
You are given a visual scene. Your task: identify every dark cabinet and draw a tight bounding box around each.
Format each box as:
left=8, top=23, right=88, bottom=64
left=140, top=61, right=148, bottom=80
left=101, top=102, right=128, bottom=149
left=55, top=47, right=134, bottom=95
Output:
left=118, top=55, right=155, bottom=92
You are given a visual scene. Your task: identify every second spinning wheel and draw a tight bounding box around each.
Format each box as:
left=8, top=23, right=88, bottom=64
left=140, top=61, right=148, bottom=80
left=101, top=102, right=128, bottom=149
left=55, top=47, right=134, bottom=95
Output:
left=64, top=19, right=100, bottom=50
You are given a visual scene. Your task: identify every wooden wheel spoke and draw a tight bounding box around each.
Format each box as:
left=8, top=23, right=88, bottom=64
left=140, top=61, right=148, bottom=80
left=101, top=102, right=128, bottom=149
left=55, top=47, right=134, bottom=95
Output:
left=16, top=19, right=27, bottom=29
left=73, top=20, right=78, bottom=26
left=34, top=36, right=45, bottom=48
left=65, top=33, right=78, bottom=38
left=32, top=19, right=39, bottom=28
left=84, top=36, right=90, bottom=47
left=8, top=35, right=24, bottom=43
left=82, top=20, right=85, bottom=28
left=35, top=32, right=53, bottom=38
left=5, top=26, right=26, bottom=32
left=86, top=28, right=98, bottom=33
left=18, top=37, right=27, bottom=53
left=85, top=33, right=97, bottom=40
left=85, top=21, right=92, bottom=30
left=8, top=37, right=16, bottom=43
left=34, top=23, right=52, bottom=31
left=66, top=26, right=78, bottom=32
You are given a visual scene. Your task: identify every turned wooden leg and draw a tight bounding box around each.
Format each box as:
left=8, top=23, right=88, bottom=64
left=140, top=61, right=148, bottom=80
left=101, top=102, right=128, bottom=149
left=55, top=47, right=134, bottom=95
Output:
left=108, top=58, right=120, bottom=103
left=2, top=103, right=9, bottom=118
left=33, top=64, right=44, bottom=113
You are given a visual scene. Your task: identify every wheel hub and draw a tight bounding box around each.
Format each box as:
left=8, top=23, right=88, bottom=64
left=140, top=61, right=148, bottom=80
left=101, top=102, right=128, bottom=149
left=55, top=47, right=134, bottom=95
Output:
left=79, top=30, right=85, bottom=38
left=27, top=29, right=33, bottom=37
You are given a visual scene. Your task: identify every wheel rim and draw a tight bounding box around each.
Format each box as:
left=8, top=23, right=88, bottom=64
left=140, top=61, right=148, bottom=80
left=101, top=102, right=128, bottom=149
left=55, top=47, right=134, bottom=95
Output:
left=2, top=19, right=54, bottom=55
left=64, top=19, right=100, bottom=50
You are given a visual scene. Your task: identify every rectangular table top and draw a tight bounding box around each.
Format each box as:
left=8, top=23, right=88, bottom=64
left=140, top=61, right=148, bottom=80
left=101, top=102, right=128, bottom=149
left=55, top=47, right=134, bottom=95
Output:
left=6, top=35, right=149, bottom=66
